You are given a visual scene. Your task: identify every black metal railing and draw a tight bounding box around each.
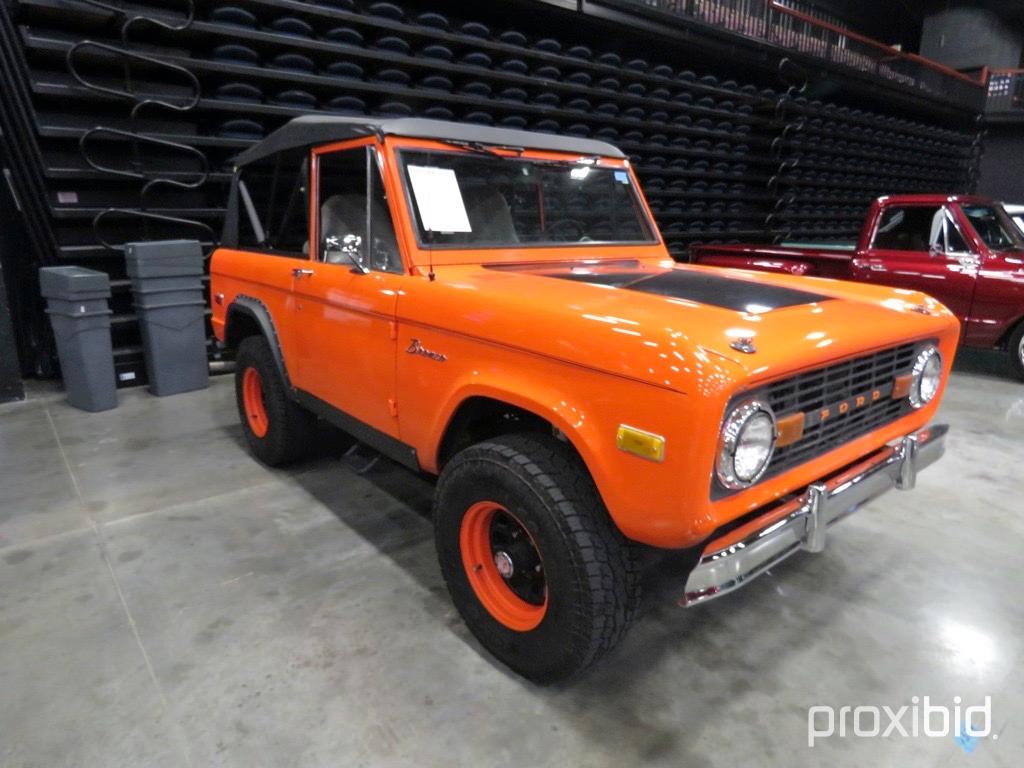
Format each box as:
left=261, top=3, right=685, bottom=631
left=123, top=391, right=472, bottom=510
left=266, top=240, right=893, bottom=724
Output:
left=621, top=0, right=984, bottom=106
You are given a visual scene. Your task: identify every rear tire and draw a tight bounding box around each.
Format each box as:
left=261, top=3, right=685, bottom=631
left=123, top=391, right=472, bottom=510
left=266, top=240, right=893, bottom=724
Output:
left=434, top=433, right=640, bottom=683
left=1009, top=323, right=1024, bottom=381
left=234, top=335, right=316, bottom=466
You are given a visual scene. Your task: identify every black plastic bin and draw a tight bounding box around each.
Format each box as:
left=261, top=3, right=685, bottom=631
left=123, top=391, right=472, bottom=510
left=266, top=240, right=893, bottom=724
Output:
left=39, top=266, right=118, bottom=412
left=125, top=240, right=209, bottom=396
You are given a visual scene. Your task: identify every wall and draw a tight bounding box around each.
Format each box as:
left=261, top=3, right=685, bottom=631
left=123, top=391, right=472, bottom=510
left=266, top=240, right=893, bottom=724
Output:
left=978, top=126, right=1024, bottom=202
left=920, top=5, right=1022, bottom=71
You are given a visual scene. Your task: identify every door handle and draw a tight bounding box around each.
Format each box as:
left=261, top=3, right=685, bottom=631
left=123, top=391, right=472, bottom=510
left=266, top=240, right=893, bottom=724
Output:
left=292, top=268, right=315, bottom=278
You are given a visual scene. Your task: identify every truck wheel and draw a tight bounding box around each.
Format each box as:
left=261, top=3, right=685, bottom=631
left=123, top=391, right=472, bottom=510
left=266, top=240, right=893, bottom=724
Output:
left=434, top=433, right=640, bottom=683
left=234, top=335, right=315, bottom=466
left=1010, top=323, right=1024, bottom=381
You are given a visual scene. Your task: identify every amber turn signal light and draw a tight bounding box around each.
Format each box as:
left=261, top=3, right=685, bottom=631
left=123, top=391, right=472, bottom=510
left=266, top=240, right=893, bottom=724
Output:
left=616, top=425, right=666, bottom=463
left=775, top=412, right=805, bottom=448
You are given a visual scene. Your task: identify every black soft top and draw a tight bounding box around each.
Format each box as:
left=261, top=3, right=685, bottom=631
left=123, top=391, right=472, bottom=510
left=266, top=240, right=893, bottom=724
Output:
left=233, top=115, right=625, bottom=166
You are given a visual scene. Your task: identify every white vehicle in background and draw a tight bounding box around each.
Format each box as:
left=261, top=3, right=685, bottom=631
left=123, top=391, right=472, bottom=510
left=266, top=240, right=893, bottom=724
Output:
left=1004, top=204, right=1024, bottom=236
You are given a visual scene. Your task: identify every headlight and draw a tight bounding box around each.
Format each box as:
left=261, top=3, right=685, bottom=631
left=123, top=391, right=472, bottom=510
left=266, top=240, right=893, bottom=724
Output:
left=716, top=399, right=777, bottom=490
left=909, top=345, right=942, bottom=408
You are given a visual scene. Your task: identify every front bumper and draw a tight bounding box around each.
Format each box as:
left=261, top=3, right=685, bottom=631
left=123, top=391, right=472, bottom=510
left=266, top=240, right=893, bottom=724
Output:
left=682, top=423, right=948, bottom=607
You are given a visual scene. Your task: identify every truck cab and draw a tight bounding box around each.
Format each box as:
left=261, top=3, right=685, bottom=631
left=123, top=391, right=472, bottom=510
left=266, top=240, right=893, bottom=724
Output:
left=211, top=117, right=957, bottom=683
left=692, top=194, right=1024, bottom=378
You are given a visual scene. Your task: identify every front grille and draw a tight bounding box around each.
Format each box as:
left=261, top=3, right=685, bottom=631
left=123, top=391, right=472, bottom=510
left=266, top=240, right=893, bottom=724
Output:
left=763, top=342, right=919, bottom=479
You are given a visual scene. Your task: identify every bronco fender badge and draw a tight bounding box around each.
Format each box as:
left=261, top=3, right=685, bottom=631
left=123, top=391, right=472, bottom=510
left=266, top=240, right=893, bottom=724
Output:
left=406, top=338, right=447, bottom=362
left=730, top=337, right=757, bottom=354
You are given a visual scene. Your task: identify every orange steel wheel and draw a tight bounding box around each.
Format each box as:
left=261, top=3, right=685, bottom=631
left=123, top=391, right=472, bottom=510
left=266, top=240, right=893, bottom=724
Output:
left=459, top=501, right=548, bottom=631
left=242, top=367, right=269, bottom=438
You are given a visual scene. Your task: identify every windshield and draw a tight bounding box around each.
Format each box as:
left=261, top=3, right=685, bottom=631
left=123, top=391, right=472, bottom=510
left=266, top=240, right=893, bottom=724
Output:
left=398, top=150, right=656, bottom=248
left=960, top=204, right=1024, bottom=251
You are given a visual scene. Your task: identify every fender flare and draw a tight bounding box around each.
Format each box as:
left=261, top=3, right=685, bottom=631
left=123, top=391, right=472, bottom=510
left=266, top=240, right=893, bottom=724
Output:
left=225, top=295, right=292, bottom=392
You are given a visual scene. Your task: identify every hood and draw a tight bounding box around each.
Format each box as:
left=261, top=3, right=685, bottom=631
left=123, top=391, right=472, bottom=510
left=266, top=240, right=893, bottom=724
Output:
left=405, top=258, right=956, bottom=394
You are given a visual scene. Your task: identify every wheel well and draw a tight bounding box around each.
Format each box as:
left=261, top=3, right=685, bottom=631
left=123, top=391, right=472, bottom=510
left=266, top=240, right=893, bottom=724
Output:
left=225, top=308, right=263, bottom=350
left=437, top=397, right=560, bottom=469
left=996, top=314, right=1024, bottom=350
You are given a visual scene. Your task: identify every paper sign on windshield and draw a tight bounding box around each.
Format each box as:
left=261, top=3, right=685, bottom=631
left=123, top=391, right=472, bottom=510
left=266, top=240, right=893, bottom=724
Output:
left=407, top=166, right=472, bottom=233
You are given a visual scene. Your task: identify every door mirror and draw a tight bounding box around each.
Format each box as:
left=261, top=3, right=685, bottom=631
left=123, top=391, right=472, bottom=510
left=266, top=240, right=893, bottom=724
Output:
left=323, top=234, right=369, bottom=274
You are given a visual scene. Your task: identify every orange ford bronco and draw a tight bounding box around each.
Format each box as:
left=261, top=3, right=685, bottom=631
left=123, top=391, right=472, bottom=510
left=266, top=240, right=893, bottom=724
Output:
left=211, top=116, right=957, bottom=682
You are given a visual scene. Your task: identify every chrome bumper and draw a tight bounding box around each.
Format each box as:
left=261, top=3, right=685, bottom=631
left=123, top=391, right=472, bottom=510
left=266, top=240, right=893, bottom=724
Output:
left=682, top=424, right=948, bottom=607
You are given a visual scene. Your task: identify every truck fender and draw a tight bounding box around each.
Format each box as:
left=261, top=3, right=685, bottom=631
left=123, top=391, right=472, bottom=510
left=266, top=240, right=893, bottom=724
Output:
left=427, top=380, right=635, bottom=529
left=225, top=295, right=292, bottom=391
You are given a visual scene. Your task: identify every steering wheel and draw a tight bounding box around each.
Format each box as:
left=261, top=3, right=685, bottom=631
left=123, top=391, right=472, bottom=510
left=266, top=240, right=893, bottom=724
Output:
left=545, top=218, right=587, bottom=241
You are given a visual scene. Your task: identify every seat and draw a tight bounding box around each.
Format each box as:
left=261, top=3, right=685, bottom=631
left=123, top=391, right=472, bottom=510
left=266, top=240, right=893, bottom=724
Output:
left=325, top=61, right=364, bottom=79
left=465, top=188, right=517, bottom=243
left=498, top=115, right=528, bottom=129
left=420, top=44, right=453, bottom=61
left=212, top=44, right=258, bottom=65
left=500, top=59, right=529, bottom=74
left=460, top=21, right=491, bottom=39
left=215, top=82, right=262, bottom=103
left=416, top=12, right=449, bottom=30
left=373, top=68, right=412, bottom=86
left=464, top=111, right=494, bottom=125
left=270, top=89, right=318, bottom=108
left=420, top=75, right=453, bottom=91
left=219, top=118, right=263, bottom=138
left=497, top=87, right=527, bottom=102
left=210, top=6, right=256, bottom=27
left=269, top=17, right=313, bottom=38
left=325, top=95, right=366, bottom=114
left=269, top=53, right=314, bottom=73
left=368, top=2, right=404, bottom=21
left=423, top=105, right=455, bottom=120
left=460, top=81, right=492, bottom=97
left=461, top=51, right=492, bottom=68
left=320, top=194, right=400, bottom=271
left=378, top=101, right=413, bottom=116
left=325, top=27, right=364, bottom=46
left=373, top=36, right=411, bottom=55
left=499, top=30, right=527, bottom=47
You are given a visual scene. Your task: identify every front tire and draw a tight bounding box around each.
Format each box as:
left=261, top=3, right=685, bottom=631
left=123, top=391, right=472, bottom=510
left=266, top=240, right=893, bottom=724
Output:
left=1009, top=323, right=1024, bottom=381
left=234, top=335, right=316, bottom=466
left=434, top=433, right=640, bottom=683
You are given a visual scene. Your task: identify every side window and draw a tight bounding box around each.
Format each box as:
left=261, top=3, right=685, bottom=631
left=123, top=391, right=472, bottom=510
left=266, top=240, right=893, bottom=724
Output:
left=317, top=146, right=401, bottom=273
left=872, top=206, right=941, bottom=251
left=236, top=148, right=309, bottom=258
left=944, top=216, right=970, bottom=253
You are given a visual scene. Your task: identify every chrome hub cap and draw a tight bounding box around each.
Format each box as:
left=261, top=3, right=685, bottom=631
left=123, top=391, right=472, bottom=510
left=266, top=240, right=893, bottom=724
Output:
left=493, top=550, right=514, bottom=579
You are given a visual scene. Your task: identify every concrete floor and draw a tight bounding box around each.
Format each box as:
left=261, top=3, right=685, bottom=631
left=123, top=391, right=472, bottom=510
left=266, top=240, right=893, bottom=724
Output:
left=1, top=349, right=1021, bottom=768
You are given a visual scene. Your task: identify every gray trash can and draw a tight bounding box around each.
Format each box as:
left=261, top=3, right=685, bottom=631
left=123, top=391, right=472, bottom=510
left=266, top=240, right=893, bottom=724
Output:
left=126, top=240, right=209, bottom=396
left=39, top=266, right=118, bottom=412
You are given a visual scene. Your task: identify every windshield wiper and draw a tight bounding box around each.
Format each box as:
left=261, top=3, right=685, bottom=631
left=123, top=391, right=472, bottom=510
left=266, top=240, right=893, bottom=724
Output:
left=436, top=139, right=524, bottom=157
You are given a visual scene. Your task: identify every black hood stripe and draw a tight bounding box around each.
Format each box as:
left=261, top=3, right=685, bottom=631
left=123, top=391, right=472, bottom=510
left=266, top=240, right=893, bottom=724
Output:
left=544, top=270, right=830, bottom=311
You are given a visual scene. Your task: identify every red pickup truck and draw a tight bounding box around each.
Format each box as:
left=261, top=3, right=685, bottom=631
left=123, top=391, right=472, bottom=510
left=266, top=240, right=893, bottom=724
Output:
left=692, top=195, right=1024, bottom=379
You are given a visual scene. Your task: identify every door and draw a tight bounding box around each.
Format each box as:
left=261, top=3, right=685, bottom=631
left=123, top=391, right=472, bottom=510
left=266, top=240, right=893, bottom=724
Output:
left=289, top=140, right=405, bottom=438
left=956, top=202, right=1024, bottom=347
left=852, top=203, right=978, bottom=321
left=233, top=147, right=314, bottom=367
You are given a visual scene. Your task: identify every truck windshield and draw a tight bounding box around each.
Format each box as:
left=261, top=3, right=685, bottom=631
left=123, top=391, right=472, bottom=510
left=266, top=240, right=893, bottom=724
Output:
left=398, top=150, right=656, bottom=248
left=960, top=205, right=1024, bottom=251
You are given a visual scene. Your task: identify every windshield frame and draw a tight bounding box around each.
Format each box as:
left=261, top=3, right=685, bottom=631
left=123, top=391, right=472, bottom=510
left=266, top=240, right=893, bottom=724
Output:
left=957, top=202, right=1024, bottom=252
left=393, top=145, right=661, bottom=253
